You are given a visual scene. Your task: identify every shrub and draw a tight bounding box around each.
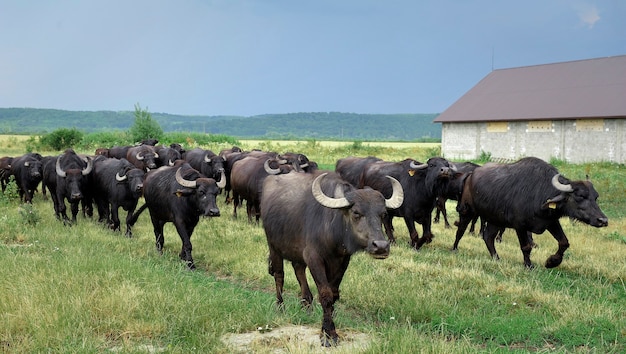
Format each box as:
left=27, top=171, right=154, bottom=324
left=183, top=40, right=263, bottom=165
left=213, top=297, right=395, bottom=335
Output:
left=39, top=128, right=83, bottom=151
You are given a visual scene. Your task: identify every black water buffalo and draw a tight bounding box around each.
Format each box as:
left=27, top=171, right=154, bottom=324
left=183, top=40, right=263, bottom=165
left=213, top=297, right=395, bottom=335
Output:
left=130, top=161, right=225, bottom=269
left=453, top=157, right=608, bottom=268
left=10, top=153, right=44, bottom=203
left=42, top=149, right=93, bottom=224
left=230, top=154, right=294, bottom=223
left=279, top=152, right=314, bottom=172
left=0, top=156, right=14, bottom=192
left=358, top=157, right=455, bottom=248
left=183, top=148, right=226, bottom=183
left=92, top=157, right=145, bottom=237
left=154, top=145, right=181, bottom=167
left=108, top=145, right=132, bottom=159
left=219, top=149, right=248, bottom=204
left=126, top=145, right=159, bottom=172
left=261, top=171, right=403, bottom=346
left=434, top=161, right=481, bottom=229
left=335, top=156, right=383, bottom=186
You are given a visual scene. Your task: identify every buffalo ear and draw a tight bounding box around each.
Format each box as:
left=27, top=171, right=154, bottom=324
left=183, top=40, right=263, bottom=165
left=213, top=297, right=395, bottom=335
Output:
left=541, top=194, right=566, bottom=209
left=174, top=189, right=194, bottom=197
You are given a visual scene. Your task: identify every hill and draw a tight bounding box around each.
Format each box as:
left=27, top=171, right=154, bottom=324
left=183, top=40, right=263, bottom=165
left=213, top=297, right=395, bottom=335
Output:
left=0, top=108, right=441, bottom=141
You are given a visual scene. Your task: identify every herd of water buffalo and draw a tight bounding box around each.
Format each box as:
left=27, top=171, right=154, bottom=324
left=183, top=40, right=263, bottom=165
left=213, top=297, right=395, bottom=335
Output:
left=0, top=139, right=609, bottom=346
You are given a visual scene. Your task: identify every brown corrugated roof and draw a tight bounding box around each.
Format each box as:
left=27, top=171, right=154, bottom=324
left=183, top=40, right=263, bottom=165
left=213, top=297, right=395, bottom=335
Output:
left=434, top=55, right=626, bottom=123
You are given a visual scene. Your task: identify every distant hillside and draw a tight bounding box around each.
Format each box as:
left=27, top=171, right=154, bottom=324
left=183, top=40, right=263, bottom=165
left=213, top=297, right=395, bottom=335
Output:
left=0, top=108, right=441, bottom=141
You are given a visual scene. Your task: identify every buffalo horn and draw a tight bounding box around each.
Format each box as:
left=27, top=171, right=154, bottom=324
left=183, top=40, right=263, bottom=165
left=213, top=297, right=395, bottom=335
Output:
left=204, top=154, right=211, bottom=163
left=115, top=172, right=127, bottom=182
left=153, top=152, right=159, bottom=158
left=24, top=161, right=30, bottom=167
left=216, top=170, right=226, bottom=189
left=55, top=157, right=66, bottom=178
left=175, top=168, right=197, bottom=188
left=551, top=174, right=573, bottom=192
left=168, top=159, right=175, bottom=166
left=136, top=152, right=144, bottom=161
left=263, top=159, right=281, bottom=175
left=384, top=176, right=404, bottom=209
left=409, top=160, right=428, bottom=170
left=311, top=173, right=351, bottom=209
left=81, top=157, right=93, bottom=175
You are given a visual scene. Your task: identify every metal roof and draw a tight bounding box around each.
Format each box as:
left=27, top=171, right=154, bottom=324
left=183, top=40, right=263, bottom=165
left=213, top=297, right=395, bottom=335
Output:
left=434, top=55, right=626, bottom=123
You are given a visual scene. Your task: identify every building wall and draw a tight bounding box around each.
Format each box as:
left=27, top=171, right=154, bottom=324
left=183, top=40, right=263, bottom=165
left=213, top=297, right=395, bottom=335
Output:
left=440, top=118, right=626, bottom=163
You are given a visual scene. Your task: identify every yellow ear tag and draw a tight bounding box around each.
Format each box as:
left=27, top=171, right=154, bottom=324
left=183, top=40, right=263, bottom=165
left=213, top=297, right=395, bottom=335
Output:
left=548, top=202, right=557, bottom=209
left=408, top=170, right=415, bottom=176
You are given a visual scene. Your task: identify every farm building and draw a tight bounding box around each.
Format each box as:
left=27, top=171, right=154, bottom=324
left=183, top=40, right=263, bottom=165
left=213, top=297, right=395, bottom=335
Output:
left=434, top=55, right=626, bottom=164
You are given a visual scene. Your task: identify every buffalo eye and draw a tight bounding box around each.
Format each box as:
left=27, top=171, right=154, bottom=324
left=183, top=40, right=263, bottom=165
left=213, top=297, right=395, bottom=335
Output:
left=351, top=210, right=363, bottom=220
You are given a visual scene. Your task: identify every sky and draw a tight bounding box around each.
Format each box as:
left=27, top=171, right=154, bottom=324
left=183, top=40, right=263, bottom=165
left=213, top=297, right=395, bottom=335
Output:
left=1, top=0, right=625, bottom=117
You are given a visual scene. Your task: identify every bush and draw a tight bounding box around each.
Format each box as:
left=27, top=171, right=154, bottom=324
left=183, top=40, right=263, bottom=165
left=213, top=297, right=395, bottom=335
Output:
left=38, top=128, right=83, bottom=151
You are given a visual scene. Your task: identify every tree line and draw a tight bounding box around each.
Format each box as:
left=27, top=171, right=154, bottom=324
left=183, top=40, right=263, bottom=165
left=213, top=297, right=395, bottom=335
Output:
left=0, top=108, right=441, bottom=142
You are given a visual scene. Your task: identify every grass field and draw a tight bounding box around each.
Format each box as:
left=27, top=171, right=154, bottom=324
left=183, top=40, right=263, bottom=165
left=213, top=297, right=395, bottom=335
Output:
left=1, top=135, right=625, bottom=353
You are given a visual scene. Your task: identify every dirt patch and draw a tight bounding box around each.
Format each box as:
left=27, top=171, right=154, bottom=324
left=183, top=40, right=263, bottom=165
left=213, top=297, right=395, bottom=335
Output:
left=221, top=324, right=372, bottom=353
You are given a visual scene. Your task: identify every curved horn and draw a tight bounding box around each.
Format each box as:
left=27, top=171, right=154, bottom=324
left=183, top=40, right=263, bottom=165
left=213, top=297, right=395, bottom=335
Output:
left=135, top=152, right=144, bottom=161
left=55, top=157, right=66, bottom=178
left=409, top=160, right=428, bottom=170
left=81, top=157, right=93, bottom=175
left=153, top=152, right=159, bottom=158
left=24, top=161, right=30, bottom=167
left=175, top=168, right=197, bottom=188
left=312, top=173, right=351, bottom=209
left=384, top=176, right=404, bottom=209
left=264, top=159, right=281, bottom=175
left=216, top=170, right=226, bottom=189
left=168, top=159, right=175, bottom=166
left=115, top=172, right=128, bottom=182
left=551, top=174, right=573, bottom=193
left=204, top=154, right=211, bottom=163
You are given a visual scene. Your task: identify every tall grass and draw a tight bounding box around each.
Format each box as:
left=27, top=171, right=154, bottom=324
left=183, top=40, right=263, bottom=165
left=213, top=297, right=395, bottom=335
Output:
left=1, top=138, right=625, bottom=352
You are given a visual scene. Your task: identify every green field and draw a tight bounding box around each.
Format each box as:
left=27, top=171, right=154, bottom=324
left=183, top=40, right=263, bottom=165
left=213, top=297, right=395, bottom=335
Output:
left=1, top=136, right=625, bottom=353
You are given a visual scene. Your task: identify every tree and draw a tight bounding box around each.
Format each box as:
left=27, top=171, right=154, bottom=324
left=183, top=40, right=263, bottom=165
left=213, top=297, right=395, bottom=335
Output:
left=129, top=103, right=163, bottom=143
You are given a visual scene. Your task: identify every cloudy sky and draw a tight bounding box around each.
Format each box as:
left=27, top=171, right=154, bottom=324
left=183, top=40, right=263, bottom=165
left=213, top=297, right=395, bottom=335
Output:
left=1, top=1, right=624, bottom=116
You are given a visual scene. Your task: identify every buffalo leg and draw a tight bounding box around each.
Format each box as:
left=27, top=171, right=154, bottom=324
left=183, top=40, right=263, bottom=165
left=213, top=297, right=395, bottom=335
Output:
left=327, top=257, right=350, bottom=303
left=175, top=222, right=195, bottom=269
left=124, top=207, right=136, bottom=237
left=452, top=213, right=473, bottom=250
left=292, top=262, right=312, bottom=308
left=151, top=216, right=165, bottom=255
left=515, top=229, right=534, bottom=268
left=482, top=223, right=502, bottom=261
left=110, top=204, right=121, bottom=232
left=305, top=252, right=338, bottom=347
left=382, top=214, right=396, bottom=243
left=268, top=247, right=285, bottom=306
left=545, top=222, right=569, bottom=268
left=70, top=201, right=80, bottom=224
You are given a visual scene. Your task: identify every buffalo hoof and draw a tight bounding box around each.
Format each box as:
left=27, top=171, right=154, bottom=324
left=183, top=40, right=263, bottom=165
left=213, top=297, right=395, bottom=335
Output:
left=545, top=255, right=563, bottom=268
left=320, top=333, right=338, bottom=347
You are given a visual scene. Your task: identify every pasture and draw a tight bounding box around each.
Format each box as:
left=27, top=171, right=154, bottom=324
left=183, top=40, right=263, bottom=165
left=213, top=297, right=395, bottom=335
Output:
left=1, top=136, right=625, bottom=353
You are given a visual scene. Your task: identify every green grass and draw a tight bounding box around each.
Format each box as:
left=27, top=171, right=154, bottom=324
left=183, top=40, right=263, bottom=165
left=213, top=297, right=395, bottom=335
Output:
left=1, top=138, right=625, bottom=353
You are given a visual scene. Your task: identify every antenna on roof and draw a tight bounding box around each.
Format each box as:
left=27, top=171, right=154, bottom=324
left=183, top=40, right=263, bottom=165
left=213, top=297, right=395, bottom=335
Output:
left=491, top=47, right=495, bottom=71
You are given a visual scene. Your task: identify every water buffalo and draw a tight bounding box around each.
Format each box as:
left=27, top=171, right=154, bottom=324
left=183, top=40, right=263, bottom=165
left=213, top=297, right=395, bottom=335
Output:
left=92, top=157, right=145, bottom=237
left=357, top=157, right=455, bottom=248
left=261, top=171, right=403, bottom=346
left=130, top=161, right=225, bottom=269
left=10, top=153, right=44, bottom=203
left=335, top=156, right=383, bottom=186
left=42, top=149, right=93, bottom=224
left=126, top=145, right=159, bottom=172
left=453, top=157, right=608, bottom=268
left=230, top=154, right=294, bottom=223
left=154, top=145, right=181, bottom=167
left=0, top=156, right=14, bottom=192
left=434, top=161, right=480, bottom=229
left=183, top=148, right=226, bottom=183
